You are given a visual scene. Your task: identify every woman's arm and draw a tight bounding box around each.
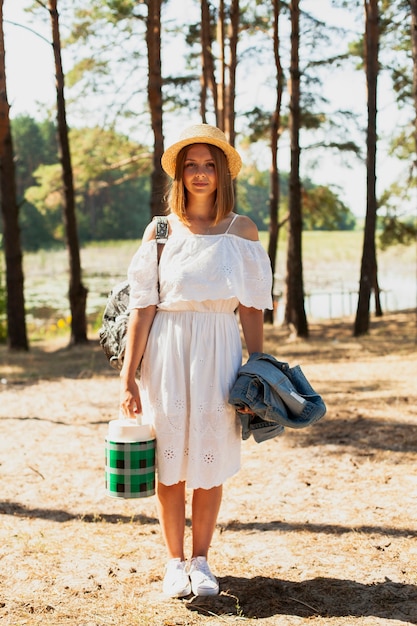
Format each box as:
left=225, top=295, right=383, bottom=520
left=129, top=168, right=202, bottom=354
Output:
left=119, top=219, right=163, bottom=416
left=119, top=305, right=156, bottom=417
left=121, top=305, right=156, bottom=380
left=238, top=304, right=264, bottom=355
left=233, top=215, right=265, bottom=355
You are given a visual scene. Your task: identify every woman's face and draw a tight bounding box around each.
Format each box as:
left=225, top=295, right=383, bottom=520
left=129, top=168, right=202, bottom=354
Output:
left=182, top=144, right=218, bottom=199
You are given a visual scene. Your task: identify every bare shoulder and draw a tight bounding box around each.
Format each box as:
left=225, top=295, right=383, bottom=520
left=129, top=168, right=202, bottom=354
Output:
left=230, top=214, right=259, bottom=242
left=141, top=221, right=156, bottom=243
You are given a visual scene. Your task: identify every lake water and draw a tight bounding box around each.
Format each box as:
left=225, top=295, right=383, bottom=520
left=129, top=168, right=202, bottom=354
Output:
left=22, top=256, right=416, bottom=326
left=275, top=275, right=416, bottom=321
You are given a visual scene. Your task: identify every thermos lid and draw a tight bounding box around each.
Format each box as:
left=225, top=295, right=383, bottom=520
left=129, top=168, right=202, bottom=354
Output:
left=107, top=415, right=155, bottom=442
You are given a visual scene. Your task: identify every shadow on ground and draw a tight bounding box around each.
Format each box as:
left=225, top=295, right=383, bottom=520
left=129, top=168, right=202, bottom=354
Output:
left=0, top=339, right=114, bottom=383
left=1, top=310, right=416, bottom=383
left=186, top=575, right=417, bottom=623
left=286, top=414, right=417, bottom=454
left=0, top=501, right=159, bottom=525
left=263, top=309, right=417, bottom=362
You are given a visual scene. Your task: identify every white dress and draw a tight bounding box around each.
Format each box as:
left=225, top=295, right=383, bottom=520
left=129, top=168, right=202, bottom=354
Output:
left=127, top=221, right=273, bottom=489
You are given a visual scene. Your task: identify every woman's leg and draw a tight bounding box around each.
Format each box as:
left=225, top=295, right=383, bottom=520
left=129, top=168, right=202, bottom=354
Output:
left=191, top=485, right=223, bottom=558
left=188, top=485, right=223, bottom=596
left=156, top=481, right=186, bottom=559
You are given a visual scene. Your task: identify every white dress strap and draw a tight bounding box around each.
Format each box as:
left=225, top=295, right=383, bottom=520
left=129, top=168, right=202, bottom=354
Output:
left=225, top=214, right=239, bottom=234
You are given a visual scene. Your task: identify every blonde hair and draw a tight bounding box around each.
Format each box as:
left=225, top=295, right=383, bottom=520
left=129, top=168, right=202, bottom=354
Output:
left=166, top=144, right=235, bottom=225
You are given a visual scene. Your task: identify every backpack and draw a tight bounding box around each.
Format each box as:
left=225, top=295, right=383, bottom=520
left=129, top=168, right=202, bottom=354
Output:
left=99, top=216, right=169, bottom=372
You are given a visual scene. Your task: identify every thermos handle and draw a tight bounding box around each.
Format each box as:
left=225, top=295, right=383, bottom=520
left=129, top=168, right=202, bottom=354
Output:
left=118, top=410, right=143, bottom=426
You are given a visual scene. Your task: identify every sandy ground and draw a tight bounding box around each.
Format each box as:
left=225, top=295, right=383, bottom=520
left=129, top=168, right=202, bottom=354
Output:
left=0, top=310, right=416, bottom=626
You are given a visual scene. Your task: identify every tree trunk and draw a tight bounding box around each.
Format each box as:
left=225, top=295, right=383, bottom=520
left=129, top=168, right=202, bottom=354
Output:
left=225, top=0, right=239, bottom=145
left=409, top=0, right=417, bottom=336
left=48, top=0, right=88, bottom=345
left=284, top=0, right=308, bottom=337
left=200, top=1, right=238, bottom=149
left=354, top=0, right=379, bottom=336
left=200, top=0, right=209, bottom=123
left=200, top=0, right=218, bottom=123
left=0, top=0, right=28, bottom=350
left=217, top=0, right=226, bottom=130
left=265, top=0, right=283, bottom=325
left=373, top=270, right=383, bottom=316
left=146, top=0, right=165, bottom=217
left=410, top=0, right=417, bottom=169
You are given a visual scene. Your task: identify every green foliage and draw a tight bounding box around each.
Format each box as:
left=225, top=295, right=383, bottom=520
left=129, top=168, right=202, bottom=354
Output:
left=389, top=127, right=415, bottom=161
left=380, top=0, right=413, bottom=106
left=12, top=116, right=58, bottom=192
left=237, top=168, right=290, bottom=229
left=24, top=163, right=67, bottom=244
left=378, top=180, right=417, bottom=250
left=69, top=126, right=153, bottom=241
left=379, top=215, right=417, bottom=249
left=9, top=115, right=358, bottom=253
left=66, top=58, right=109, bottom=88
left=64, top=2, right=148, bottom=131
left=244, top=107, right=274, bottom=142
left=238, top=168, right=355, bottom=231
left=13, top=117, right=153, bottom=249
left=237, top=173, right=270, bottom=229
left=11, top=116, right=60, bottom=249
left=20, top=202, right=61, bottom=251
left=302, top=185, right=357, bottom=230
left=25, top=163, right=63, bottom=216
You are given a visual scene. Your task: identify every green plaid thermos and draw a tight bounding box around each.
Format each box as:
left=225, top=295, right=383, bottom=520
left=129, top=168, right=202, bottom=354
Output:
left=105, top=416, right=156, bottom=498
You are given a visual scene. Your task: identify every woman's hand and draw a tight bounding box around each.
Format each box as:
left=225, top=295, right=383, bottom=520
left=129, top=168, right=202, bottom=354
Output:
left=118, top=305, right=156, bottom=419
left=120, top=377, right=142, bottom=418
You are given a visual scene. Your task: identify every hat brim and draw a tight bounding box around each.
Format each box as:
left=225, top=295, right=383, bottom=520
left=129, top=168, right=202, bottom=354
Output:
left=161, top=136, right=242, bottom=179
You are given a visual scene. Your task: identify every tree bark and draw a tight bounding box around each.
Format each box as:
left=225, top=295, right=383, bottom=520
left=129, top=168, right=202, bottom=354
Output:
left=0, top=0, right=28, bottom=350
left=48, top=0, right=88, bottom=345
left=200, top=0, right=209, bottom=123
left=200, top=0, right=218, bottom=122
left=146, top=0, right=165, bottom=217
left=354, top=0, right=379, bottom=336
left=373, top=270, right=382, bottom=316
left=284, top=0, right=308, bottom=337
left=409, top=0, right=417, bottom=338
left=410, top=0, right=417, bottom=170
left=225, top=0, right=239, bottom=145
left=265, top=0, right=283, bottom=325
left=217, top=0, right=226, bottom=130
left=200, top=1, right=239, bottom=139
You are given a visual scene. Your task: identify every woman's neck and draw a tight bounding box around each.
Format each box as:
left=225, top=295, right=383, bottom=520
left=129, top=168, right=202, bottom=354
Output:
left=185, top=196, right=216, bottom=222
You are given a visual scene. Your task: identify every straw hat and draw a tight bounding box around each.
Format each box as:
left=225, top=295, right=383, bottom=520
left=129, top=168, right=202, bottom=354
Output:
left=161, top=124, right=242, bottom=179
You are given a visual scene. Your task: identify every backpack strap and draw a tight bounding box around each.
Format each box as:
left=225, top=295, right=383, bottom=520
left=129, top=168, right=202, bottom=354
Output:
left=154, top=215, right=169, bottom=243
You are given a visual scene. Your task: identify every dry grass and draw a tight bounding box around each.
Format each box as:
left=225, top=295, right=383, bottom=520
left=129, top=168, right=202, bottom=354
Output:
left=0, top=310, right=416, bottom=626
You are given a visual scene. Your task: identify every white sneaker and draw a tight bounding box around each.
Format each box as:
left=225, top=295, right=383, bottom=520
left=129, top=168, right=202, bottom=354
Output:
left=189, top=556, right=219, bottom=596
left=162, top=558, right=191, bottom=598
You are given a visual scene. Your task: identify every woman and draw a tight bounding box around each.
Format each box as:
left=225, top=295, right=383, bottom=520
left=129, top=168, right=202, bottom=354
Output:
left=120, top=124, right=273, bottom=597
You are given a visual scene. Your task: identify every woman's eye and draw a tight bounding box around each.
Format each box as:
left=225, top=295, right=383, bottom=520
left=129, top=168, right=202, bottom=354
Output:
left=184, top=162, right=215, bottom=170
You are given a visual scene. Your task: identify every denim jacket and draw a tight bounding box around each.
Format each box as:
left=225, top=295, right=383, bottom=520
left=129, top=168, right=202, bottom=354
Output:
left=228, top=352, right=326, bottom=443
